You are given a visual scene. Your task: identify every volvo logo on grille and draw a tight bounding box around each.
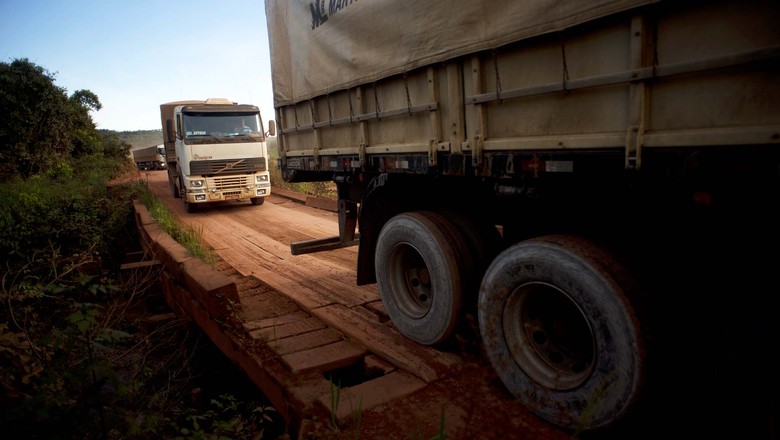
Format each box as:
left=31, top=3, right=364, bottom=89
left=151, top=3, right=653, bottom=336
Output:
left=212, top=159, right=246, bottom=174
left=226, top=159, right=245, bottom=169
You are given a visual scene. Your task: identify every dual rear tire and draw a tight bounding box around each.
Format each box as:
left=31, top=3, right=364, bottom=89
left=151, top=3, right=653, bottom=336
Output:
left=374, top=212, right=469, bottom=345
left=375, top=212, right=646, bottom=431
left=478, top=235, right=645, bottom=431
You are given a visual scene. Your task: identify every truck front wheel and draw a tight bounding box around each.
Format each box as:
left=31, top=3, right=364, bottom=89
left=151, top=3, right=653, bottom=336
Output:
left=478, top=234, right=646, bottom=431
left=177, top=177, right=198, bottom=213
left=184, top=199, right=198, bottom=213
left=375, top=211, right=469, bottom=345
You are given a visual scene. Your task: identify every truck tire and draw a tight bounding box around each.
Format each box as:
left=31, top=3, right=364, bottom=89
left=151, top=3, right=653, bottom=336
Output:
left=250, top=197, right=265, bottom=206
left=440, top=210, right=504, bottom=294
left=184, top=199, right=198, bottom=213
left=375, top=211, right=469, bottom=345
left=178, top=176, right=198, bottom=213
left=478, top=234, right=645, bottom=431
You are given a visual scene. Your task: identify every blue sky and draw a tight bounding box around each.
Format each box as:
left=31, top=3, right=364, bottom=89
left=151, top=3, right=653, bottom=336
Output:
left=0, top=0, right=275, bottom=132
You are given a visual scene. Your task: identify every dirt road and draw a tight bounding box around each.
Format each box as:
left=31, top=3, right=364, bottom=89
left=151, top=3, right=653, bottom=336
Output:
left=140, top=170, right=577, bottom=439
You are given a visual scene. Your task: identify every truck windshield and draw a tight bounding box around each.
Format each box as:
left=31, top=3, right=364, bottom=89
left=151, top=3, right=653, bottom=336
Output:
left=182, top=112, right=263, bottom=144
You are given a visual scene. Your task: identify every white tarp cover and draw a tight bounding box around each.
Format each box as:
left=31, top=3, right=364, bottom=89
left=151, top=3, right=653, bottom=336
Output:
left=265, top=0, right=656, bottom=107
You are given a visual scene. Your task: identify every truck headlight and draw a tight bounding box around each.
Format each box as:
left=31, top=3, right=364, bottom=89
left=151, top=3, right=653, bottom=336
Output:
left=190, top=179, right=204, bottom=188
left=255, top=174, right=269, bottom=184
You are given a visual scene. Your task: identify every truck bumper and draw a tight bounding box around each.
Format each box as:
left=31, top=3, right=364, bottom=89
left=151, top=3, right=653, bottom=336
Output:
left=185, top=186, right=271, bottom=204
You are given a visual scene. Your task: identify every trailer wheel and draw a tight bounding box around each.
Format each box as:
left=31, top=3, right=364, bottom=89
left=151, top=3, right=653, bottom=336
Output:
left=375, top=211, right=469, bottom=345
left=478, top=235, right=645, bottom=431
left=440, top=210, right=504, bottom=295
left=250, top=197, right=265, bottom=206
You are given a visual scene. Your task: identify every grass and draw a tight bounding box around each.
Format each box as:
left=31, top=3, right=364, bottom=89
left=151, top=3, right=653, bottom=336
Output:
left=134, top=181, right=215, bottom=265
left=327, top=380, right=364, bottom=439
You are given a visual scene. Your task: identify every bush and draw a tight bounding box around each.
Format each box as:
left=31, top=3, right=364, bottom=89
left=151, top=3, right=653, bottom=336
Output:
left=0, top=154, right=137, bottom=435
left=267, top=137, right=336, bottom=199
left=0, top=154, right=134, bottom=276
left=0, top=154, right=283, bottom=439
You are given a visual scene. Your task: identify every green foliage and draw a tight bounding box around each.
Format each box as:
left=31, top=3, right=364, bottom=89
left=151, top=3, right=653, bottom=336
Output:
left=71, top=89, right=102, bottom=112
left=0, top=154, right=134, bottom=279
left=329, top=380, right=341, bottom=428
left=0, top=155, right=281, bottom=438
left=267, top=136, right=336, bottom=200
left=326, top=380, right=363, bottom=439
left=167, top=393, right=277, bottom=440
left=100, top=130, right=135, bottom=163
left=0, top=149, right=133, bottom=435
left=0, top=58, right=106, bottom=180
left=135, top=183, right=216, bottom=265
left=0, top=156, right=142, bottom=437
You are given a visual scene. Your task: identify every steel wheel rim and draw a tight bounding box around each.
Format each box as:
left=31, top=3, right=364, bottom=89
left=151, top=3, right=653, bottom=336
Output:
left=386, top=242, right=432, bottom=319
left=503, top=282, right=595, bottom=390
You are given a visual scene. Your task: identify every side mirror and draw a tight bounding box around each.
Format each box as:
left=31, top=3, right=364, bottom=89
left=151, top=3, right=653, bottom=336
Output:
left=267, top=120, right=276, bottom=137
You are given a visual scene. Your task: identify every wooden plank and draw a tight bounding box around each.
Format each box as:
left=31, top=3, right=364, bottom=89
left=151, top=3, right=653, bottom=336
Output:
left=250, top=317, right=327, bottom=341
left=202, top=250, right=328, bottom=310
left=233, top=191, right=346, bottom=240
left=239, top=291, right=301, bottom=323
left=180, top=258, right=239, bottom=319
left=313, top=304, right=462, bottom=384
left=305, top=195, right=337, bottom=212
left=364, top=354, right=397, bottom=376
left=272, top=187, right=307, bottom=203
left=199, top=211, right=378, bottom=309
left=159, top=274, right=339, bottom=431
left=320, top=370, right=427, bottom=421
left=201, top=220, right=338, bottom=310
left=274, top=328, right=345, bottom=355
left=243, top=310, right=310, bottom=332
left=120, top=259, right=162, bottom=270
left=236, top=229, right=376, bottom=305
left=283, top=340, right=368, bottom=374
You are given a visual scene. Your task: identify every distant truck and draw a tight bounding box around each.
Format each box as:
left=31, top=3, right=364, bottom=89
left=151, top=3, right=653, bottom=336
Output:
left=265, top=0, right=780, bottom=436
left=132, top=144, right=167, bottom=171
left=160, top=98, right=274, bottom=212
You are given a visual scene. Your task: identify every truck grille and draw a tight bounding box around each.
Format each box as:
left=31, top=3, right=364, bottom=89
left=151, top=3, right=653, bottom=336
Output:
left=209, top=175, right=252, bottom=191
left=189, top=157, right=267, bottom=176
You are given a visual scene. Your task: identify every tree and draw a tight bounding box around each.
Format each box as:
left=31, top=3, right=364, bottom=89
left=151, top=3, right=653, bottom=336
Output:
left=71, top=89, right=102, bottom=112
left=0, top=58, right=104, bottom=180
left=99, top=130, right=132, bottom=160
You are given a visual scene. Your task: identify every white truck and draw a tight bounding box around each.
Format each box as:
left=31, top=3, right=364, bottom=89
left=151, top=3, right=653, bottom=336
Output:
left=265, top=0, right=780, bottom=436
left=160, top=98, right=274, bottom=212
left=131, top=144, right=167, bottom=170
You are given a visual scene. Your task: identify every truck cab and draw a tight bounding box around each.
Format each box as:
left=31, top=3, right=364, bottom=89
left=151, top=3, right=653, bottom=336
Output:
left=161, top=98, right=275, bottom=212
